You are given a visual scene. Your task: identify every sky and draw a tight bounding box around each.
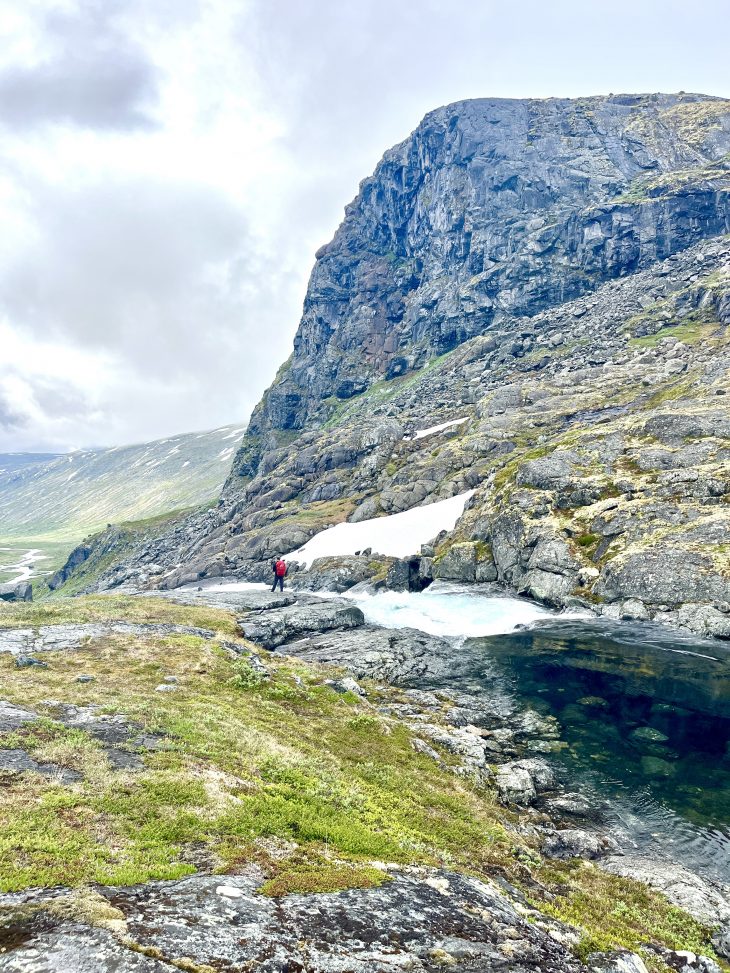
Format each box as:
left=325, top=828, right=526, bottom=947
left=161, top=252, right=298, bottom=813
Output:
left=0, top=0, right=727, bottom=453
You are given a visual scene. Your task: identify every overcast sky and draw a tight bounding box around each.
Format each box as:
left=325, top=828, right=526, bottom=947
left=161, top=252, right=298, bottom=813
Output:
left=0, top=0, right=727, bottom=453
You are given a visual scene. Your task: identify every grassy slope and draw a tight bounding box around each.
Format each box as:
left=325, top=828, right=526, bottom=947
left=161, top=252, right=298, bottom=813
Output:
left=0, top=424, right=245, bottom=584
left=0, top=594, right=724, bottom=968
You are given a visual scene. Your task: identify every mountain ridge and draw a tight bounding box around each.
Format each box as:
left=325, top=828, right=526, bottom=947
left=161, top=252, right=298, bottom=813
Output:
left=50, top=93, right=730, bottom=637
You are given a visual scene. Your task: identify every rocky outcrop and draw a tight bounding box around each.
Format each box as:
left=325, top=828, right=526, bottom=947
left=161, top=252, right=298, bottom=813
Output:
left=229, top=93, right=730, bottom=469
left=0, top=869, right=592, bottom=973
left=282, top=624, right=456, bottom=684
left=236, top=600, right=365, bottom=649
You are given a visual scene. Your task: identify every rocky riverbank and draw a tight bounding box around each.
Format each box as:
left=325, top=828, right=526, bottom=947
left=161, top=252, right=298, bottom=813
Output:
left=1, top=588, right=728, bottom=971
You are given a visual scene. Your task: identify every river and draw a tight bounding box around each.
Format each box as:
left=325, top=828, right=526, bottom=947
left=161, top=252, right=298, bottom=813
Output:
left=346, top=583, right=730, bottom=885
left=0, top=547, right=45, bottom=586
left=198, top=578, right=730, bottom=886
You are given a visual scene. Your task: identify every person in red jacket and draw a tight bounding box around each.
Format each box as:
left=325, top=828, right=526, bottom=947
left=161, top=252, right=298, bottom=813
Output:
left=271, top=556, right=287, bottom=593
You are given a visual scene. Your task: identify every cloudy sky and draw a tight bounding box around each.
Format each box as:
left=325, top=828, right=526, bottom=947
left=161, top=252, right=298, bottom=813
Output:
left=0, top=0, right=727, bottom=453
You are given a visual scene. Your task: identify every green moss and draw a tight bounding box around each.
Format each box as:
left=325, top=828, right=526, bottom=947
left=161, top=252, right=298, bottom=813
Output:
left=531, top=861, right=722, bottom=966
left=628, top=321, right=722, bottom=349
left=0, top=598, right=514, bottom=892
left=576, top=533, right=600, bottom=548
left=259, top=854, right=390, bottom=896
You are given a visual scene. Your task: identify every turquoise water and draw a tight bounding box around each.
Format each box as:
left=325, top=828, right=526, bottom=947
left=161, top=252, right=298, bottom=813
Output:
left=466, top=619, right=730, bottom=884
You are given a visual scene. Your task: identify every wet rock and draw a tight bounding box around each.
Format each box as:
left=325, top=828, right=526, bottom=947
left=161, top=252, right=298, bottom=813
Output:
left=236, top=601, right=365, bottom=649
left=543, top=793, right=596, bottom=818
left=631, top=726, right=669, bottom=744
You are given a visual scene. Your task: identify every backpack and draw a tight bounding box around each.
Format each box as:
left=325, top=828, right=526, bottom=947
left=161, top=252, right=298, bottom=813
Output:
left=275, top=559, right=287, bottom=577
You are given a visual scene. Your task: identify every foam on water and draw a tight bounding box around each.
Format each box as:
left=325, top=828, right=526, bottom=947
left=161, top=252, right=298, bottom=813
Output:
left=346, top=584, right=551, bottom=637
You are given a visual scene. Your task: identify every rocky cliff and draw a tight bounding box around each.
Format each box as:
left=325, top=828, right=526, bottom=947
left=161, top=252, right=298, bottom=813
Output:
left=55, top=93, right=730, bottom=635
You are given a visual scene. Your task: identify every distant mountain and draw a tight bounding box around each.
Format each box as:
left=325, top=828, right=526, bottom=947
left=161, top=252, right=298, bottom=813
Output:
left=0, top=424, right=246, bottom=541
left=0, top=453, right=62, bottom=476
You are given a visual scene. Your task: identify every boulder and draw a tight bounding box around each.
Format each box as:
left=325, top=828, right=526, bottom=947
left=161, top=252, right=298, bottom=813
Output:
left=0, top=581, right=33, bottom=602
left=495, top=758, right=557, bottom=806
left=541, top=828, right=618, bottom=860
left=517, top=451, right=580, bottom=490
left=237, top=601, right=365, bottom=649
left=435, top=542, right=477, bottom=582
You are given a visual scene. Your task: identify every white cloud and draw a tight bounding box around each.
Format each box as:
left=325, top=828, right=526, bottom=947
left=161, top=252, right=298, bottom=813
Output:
left=0, top=0, right=727, bottom=452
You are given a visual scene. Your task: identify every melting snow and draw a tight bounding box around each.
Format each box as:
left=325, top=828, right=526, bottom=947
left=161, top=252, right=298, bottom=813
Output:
left=287, top=491, right=475, bottom=568
left=412, top=417, right=469, bottom=440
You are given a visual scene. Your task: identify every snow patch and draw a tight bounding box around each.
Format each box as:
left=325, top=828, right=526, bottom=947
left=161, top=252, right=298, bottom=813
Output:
left=286, top=491, right=475, bottom=568
left=221, top=427, right=246, bottom=440
left=412, top=417, right=469, bottom=440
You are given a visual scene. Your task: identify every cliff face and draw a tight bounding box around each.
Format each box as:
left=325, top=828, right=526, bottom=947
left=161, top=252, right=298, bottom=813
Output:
left=230, top=93, right=730, bottom=482
left=56, top=94, right=730, bottom=637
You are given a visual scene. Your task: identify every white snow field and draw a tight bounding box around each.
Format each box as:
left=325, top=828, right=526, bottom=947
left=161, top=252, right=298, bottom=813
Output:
left=412, top=417, right=469, bottom=440
left=286, top=491, right=475, bottom=568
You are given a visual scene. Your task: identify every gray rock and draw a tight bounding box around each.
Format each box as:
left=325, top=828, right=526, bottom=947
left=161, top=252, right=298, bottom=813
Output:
left=0, top=869, right=590, bottom=972
left=0, top=581, right=33, bottom=602
left=541, top=828, right=618, bottom=860
left=434, top=542, right=478, bottom=582
left=0, top=748, right=82, bottom=783
left=588, top=951, right=650, bottom=973
left=280, top=624, right=456, bottom=685
left=495, top=758, right=557, bottom=806
left=602, top=854, right=730, bottom=931
left=237, top=600, right=365, bottom=649
left=325, top=676, right=365, bottom=696
left=0, top=700, right=38, bottom=733
left=15, top=655, right=48, bottom=669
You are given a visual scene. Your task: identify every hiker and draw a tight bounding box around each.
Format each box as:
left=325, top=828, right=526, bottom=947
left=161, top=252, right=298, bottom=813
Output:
left=271, top=556, right=287, bottom=592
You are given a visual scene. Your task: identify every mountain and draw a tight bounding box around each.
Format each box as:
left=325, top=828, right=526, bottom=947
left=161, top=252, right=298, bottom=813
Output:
left=0, top=423, right=246, bottom=543
left=0, top=453, right=62, bottom=476
left=53, top=93, right=730, bottom=636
